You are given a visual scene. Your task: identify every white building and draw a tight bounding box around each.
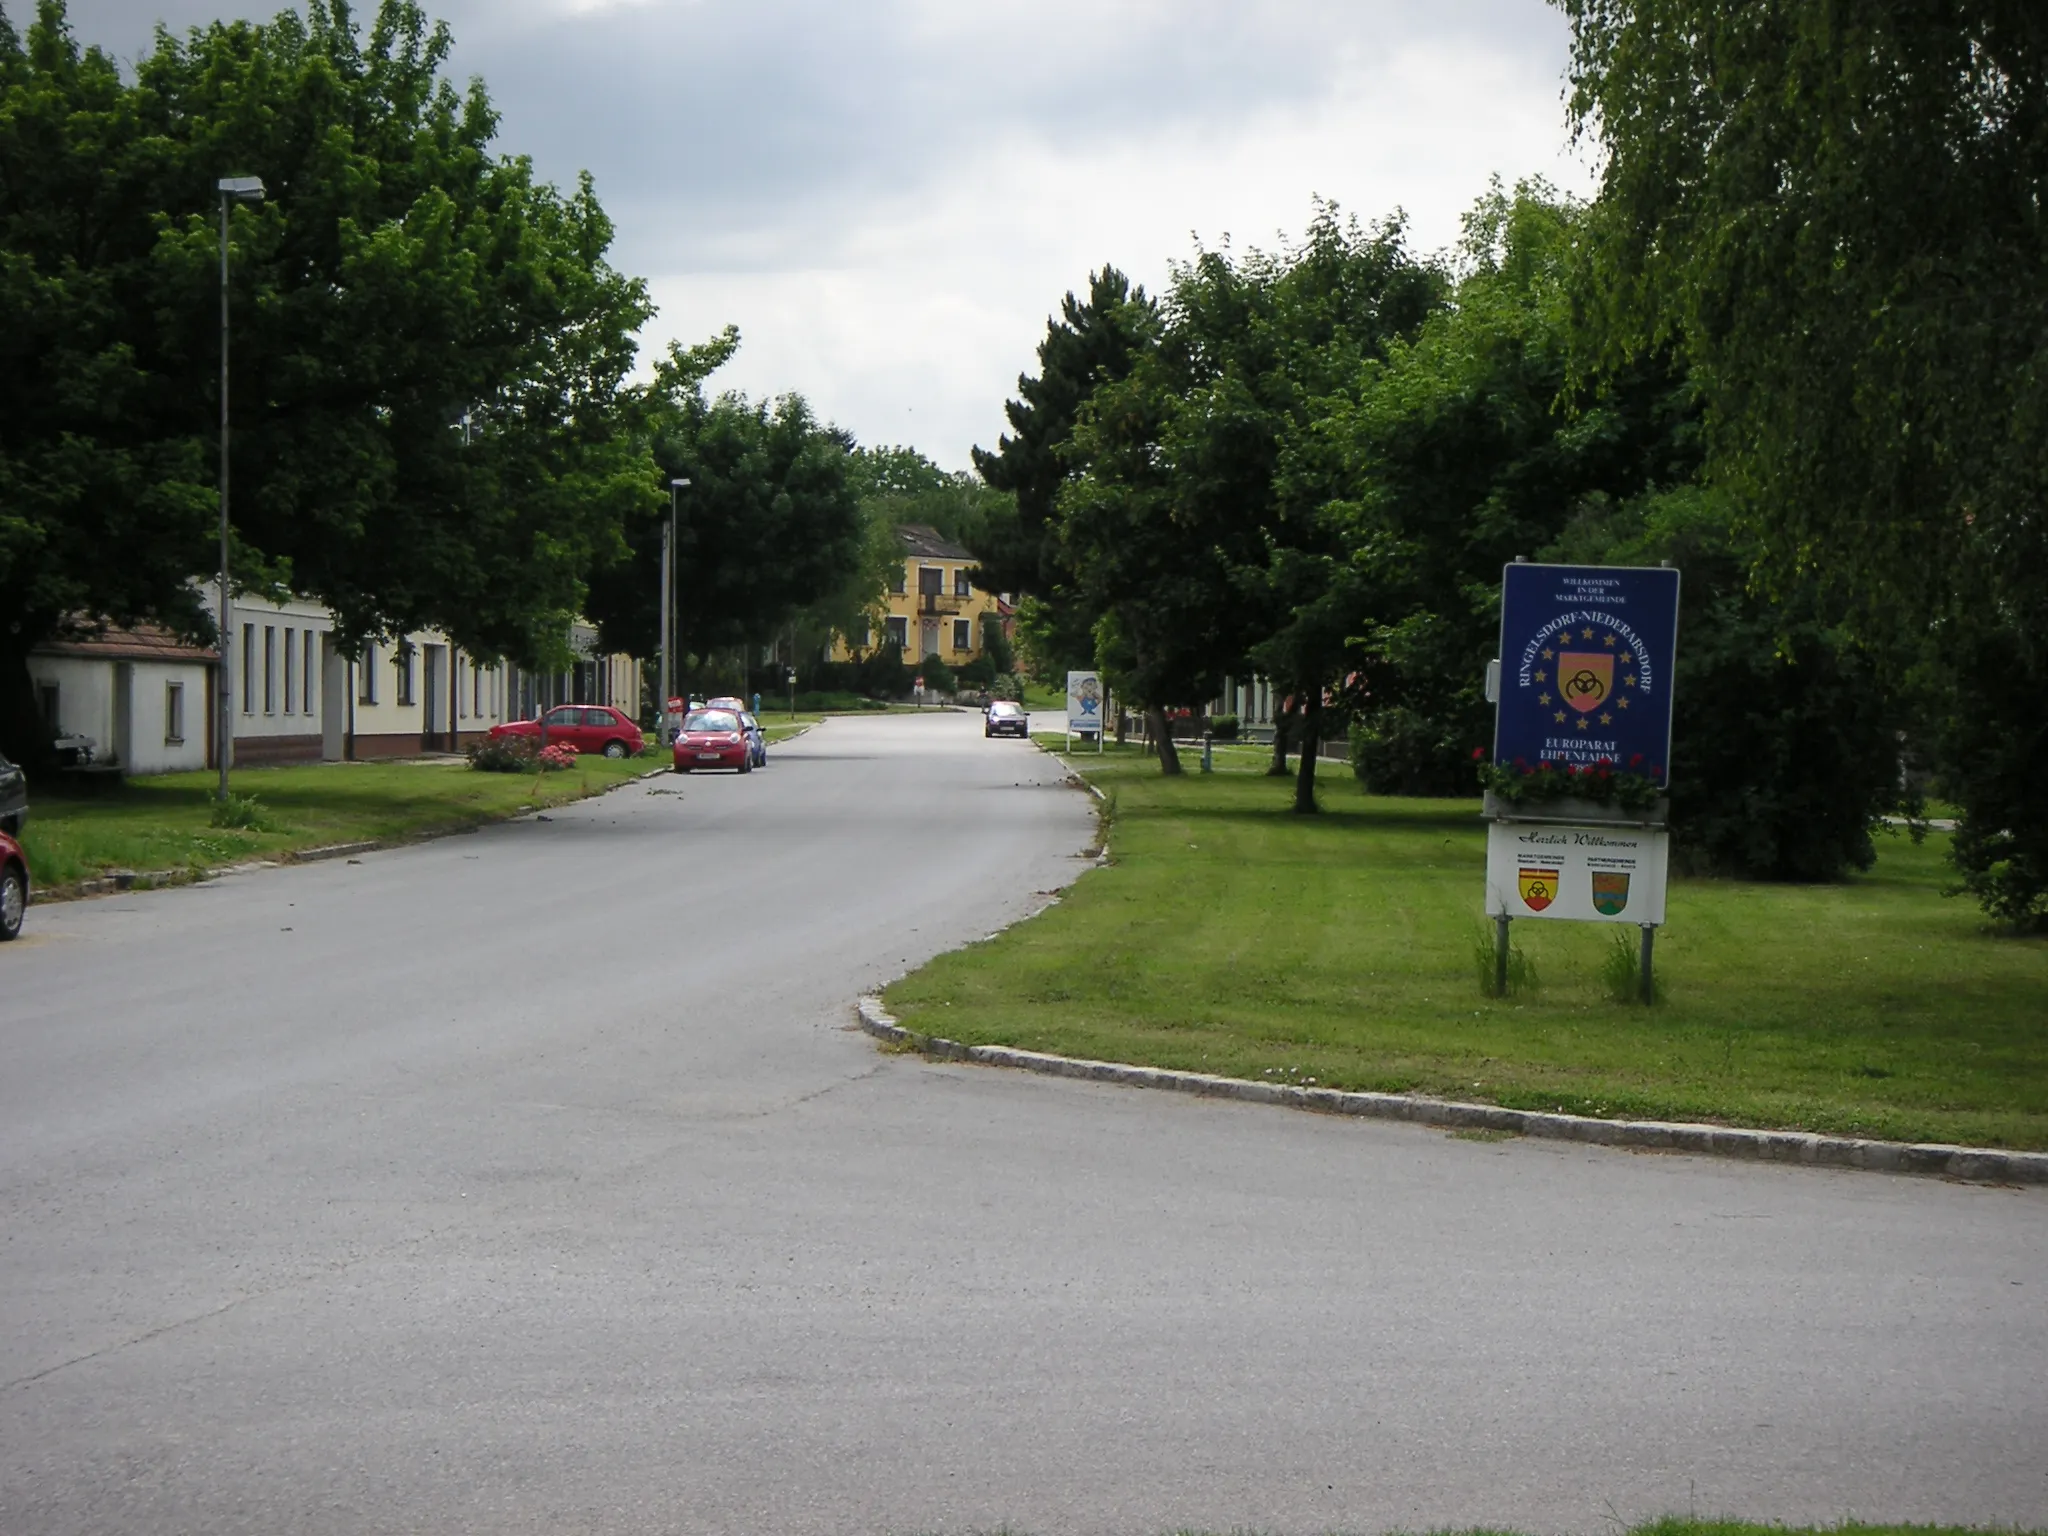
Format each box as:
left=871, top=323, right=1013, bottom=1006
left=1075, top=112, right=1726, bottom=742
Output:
left=27, top=625, right=215, bottom=775
left=30, top=605, right=642, bottom=773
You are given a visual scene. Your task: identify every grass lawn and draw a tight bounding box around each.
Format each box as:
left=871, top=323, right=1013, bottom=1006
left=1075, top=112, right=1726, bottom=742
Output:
left=884, top=745, right=2048, bottom=1150
left=17, top=752, right=658, bottom=891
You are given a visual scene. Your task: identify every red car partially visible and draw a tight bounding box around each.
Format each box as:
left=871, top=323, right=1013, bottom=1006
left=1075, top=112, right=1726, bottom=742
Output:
left=671, top=709, right=752, bottom=774
left=0, top=829, right=28, bottom=942
left=489, top=705, right=643, bottom=759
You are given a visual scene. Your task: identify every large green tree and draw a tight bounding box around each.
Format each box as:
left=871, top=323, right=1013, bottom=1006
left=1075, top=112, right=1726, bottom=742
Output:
left=582, top=331, right=864, bottom=677
left=974, top=266, right=1153, bottom=678
left=0, top=0, right=654, bottom=762
left=1556, top=0, right=2048, bottom=921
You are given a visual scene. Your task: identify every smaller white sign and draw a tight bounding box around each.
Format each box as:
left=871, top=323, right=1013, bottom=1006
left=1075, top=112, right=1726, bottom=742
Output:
left=1066, top=671, right=1103, bottom=734
left=1485, top=820, right=1669, bottom=925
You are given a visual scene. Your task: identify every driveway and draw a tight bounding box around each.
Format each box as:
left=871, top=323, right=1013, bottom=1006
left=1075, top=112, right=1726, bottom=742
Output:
left=2, top=711, right=2043, bottom=1535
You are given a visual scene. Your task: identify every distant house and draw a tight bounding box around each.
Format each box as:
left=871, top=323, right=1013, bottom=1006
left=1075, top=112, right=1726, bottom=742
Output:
left=832, top=524, right=1008, bottom=675
left=29, top=603, right=641, bottom=773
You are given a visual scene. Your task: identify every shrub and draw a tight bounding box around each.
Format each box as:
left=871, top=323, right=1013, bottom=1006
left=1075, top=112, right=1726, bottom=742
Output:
left=536, top=743, right=578, bottom=772
left=1349, top=706, right=1473, bottom=796
left=956, top=654, right=997, bottom=690
left=1208, top=713, right=1239, bottom=741
left=917, top=654, right=957, bottom=694
left=791, top=690, right=885, bottom=712
left=468, top=739, right=534, bottom=773
left=209, top=791, right=269, bottom=830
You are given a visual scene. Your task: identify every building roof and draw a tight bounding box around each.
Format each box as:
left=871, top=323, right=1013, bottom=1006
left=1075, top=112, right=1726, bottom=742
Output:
left=35, top=622, right=218, bottom=664
left=895, top=524, right=977, bottom=562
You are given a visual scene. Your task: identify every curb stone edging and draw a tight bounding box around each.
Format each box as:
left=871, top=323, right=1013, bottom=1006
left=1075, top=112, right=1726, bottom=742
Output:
left=855, top=996, right=2048, bottom=1186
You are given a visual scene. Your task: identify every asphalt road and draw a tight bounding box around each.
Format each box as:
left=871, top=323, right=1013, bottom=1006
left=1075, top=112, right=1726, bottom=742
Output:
left=3, top=711, right=2044, bottom=1536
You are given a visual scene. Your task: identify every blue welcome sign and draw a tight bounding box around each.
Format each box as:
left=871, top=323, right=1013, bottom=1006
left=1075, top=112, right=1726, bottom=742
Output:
left=1493, top=563, right=1681, bottom=785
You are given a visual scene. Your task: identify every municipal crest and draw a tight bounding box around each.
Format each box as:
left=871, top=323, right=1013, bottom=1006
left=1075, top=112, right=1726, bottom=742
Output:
left=1557, top=652, right=1615, bottom=715
left=1518, top=866, right=1560, bottom=912
left=1590, top=870, right=1631, bottom=916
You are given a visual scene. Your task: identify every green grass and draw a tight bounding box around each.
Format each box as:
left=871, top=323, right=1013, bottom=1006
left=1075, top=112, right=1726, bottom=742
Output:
left=884, top=750, right=2048, bottom=1150
left=17, top=753, right=657, bottom=890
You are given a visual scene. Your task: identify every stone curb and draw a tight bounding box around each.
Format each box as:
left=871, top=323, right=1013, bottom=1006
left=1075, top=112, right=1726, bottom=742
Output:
left=855, top=996, right=2048, bottom=1187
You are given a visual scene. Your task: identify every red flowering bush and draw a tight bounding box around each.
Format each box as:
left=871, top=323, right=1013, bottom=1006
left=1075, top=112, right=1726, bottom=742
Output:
left=1477, top=754, right=1663, bottom=812
left=536, top=743, right=579, bottom=772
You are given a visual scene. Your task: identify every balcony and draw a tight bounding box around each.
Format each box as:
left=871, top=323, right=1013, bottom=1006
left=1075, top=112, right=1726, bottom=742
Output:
left=918, top=593, right=965, bottom=616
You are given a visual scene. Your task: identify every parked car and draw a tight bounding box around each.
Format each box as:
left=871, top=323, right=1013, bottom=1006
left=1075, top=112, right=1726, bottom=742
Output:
left=0, top=827, right=27, bottom=941
left=0, top=750, right=25, bottom=835
left=671, top=708, right=752, bottom=773
left=984, top=700, right=1029, bottom=739
left=737, top=711, right=769, bottom=768
left=489, top=705, right=643, bottom=758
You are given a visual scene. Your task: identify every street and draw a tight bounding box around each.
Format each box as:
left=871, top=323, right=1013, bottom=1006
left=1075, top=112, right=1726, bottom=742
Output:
left=3, top=711, right=2044, bottom=1536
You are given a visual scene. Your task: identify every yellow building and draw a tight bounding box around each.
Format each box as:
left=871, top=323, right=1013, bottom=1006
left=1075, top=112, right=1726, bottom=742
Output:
left=833, top=525, right=1008, bottom=672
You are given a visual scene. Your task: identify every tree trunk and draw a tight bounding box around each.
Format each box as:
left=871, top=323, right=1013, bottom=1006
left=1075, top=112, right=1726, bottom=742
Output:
left=1293, top=696, right=1323, bottom=814
left=1148, top=705, right=1183, bottom=775
left=1267, top=695, right=1295, bottom=776
left=0, top=637, right=56, bottom=773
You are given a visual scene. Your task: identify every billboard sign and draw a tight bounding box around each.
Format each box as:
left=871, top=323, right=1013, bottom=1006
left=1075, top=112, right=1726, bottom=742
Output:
left=1493, top=563, right=1681, bottom=785
left=1066, top=671, right=1103, bottom=735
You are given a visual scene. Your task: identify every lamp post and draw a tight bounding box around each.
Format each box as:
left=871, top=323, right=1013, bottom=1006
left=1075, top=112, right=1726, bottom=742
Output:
left=661, top=477, right=690, bottom=740
left=215, top=174, right=265, bottom=802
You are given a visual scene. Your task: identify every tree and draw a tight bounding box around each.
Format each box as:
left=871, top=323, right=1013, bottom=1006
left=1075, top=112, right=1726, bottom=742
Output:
left=581, top=335, right=864, bottom=676
left=1556, top=0, right=2048, bottom=921
left=974, top=267, right=1153, bottom=677
left=0, top=0, right=656, bottom=762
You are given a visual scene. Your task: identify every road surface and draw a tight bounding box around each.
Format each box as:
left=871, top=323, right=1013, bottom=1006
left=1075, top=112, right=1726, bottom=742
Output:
left=3, top=711, right=2043, bottom=1535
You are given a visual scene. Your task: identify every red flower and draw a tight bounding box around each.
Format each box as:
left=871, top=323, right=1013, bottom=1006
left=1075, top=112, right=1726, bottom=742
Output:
left=1651, top=764, right=1663, bottom=777
left=1629, top=753, right=1644, bottom=768
left=1471, top=746, right=1485, bottom=761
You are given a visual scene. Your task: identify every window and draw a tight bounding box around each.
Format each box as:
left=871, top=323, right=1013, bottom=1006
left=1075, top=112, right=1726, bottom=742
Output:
left=583, top=708, right=614, bottom=727
left=242, top=624, right=255, bottom=713
left=889, top=566, right=906, bottom=596
left=282, top=626, right=295, bottom=713
left=885, top=615, right=908, bottom=650
left=954, top=568, right=971, bottom=597
left=38, top=681, right=59, bottom=732
left=303, top=631, right=317, bottom=715
left=918, top=566, right=943, bottom=598
left=471, top=661, right=482, bottom=719
left=859, top=622, right=873, bottom=649
left=165, top=682, right=185, bottom=744
left=395, top=644, right=415, bottom=706
left=953, top=618, right=972, bottom=652
left=544, top=706, right=578, bottom=729
left=263, top=625, right=277, bottom=714
left=359, top=642, right=378, bottom=704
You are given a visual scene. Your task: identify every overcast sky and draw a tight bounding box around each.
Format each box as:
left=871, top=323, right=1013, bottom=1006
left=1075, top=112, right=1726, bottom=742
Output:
left=61, top=0, right=1594, bottom=471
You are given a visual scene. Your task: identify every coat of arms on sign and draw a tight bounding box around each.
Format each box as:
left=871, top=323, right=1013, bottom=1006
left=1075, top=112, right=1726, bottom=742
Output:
left=1518, top=866, right=1559, bottom=912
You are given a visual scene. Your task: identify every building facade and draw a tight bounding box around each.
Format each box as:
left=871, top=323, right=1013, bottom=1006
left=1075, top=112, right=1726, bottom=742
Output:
left=30, top=605, right=641, bottom=773
left=830, top=524, right=1008, bottom=674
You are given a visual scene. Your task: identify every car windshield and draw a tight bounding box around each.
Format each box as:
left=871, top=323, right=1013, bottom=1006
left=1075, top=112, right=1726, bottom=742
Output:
left=684, top=711, right=739, bottom=733
left=989, top=702, right=1023, bottom=717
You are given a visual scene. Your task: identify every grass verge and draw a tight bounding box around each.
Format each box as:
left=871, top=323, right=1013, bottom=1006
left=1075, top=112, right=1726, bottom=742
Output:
left=884, top=749, right=2048, bottom=1150
left=17, top=753, right=657, bottom=892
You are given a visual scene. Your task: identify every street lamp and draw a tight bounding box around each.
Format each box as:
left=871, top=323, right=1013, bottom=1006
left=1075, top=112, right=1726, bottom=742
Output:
left=215, top=174, right=264, bottom=802
left=661, top=477, right=690, bottom=740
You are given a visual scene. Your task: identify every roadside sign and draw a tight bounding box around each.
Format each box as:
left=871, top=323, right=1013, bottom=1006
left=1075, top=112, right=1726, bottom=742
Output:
left=1066, top=671, right=1102, bottom=734
left=1484, top=821, right=1669, bottom=925
left=1494, top=563, right=1680, bottom=785
left=665, top=696, right=686, bottom=714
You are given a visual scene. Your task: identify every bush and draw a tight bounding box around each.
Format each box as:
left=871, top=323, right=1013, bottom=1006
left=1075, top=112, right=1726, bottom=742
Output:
left=791, top=690, right=886, bottom=712
left=209, top=791, right=270, bottom=830
left=1349, top=706, right=1474, bottom=797
left=857, top=642, right=909, bottom=700
left=1208, top=713, right=1239, bottom=741
left=956, top=654, right=997, bottom=690
left=536, top=743, right=578, bottom=772
left=468, top=739, right=534, bottom=773
left=917, top=653, right=957, bottom=694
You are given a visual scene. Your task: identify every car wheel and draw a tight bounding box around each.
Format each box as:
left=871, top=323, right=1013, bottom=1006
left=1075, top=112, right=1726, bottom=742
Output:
left=672, top=764, right=689, bottom=774
left=0, top=861, right=24, bottom=941
left=738, top=757, right=752, bottom=774
left=603, top=739, right=628, bottom=759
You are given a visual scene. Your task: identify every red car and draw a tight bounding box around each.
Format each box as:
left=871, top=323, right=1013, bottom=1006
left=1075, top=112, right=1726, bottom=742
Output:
left=0, top=829, right=27, bottom=942
left=671, top=708, right=752, bottom=774
left=489, top=705, right=644, bottom=759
